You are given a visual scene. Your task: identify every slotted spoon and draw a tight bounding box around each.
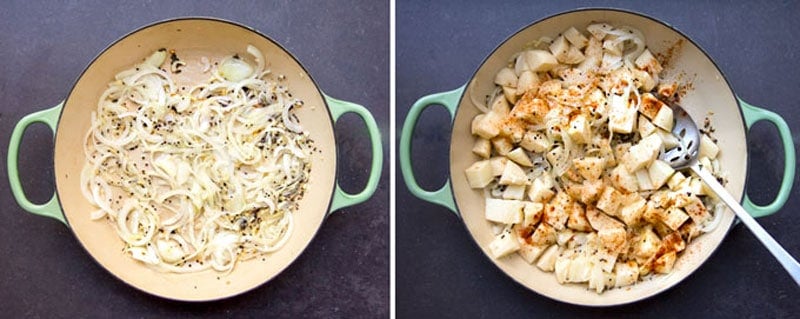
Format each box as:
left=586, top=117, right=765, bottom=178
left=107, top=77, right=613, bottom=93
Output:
left=660, top=103, right=800, bottom=285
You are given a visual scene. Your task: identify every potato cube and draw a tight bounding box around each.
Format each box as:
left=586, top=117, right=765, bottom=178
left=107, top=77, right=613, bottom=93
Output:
left=608, top=93, right=637, bottom=134
left=498, top=160, right=527, bottom=186
left=490, top=94, right=511, bottom=115
left=485, top=158, right=505, bottom=177
left=643, top=201, right=664, bottom=224
left=523, top=202, right=544, bottom=226
left=564, top=26, right=589, bottom=48
left=610, top=165, right=639, bottom=193
left=509, top=92, right=549, bottom=124
left=494, top=67, right=518, bottom=87
left=667, top=171, right=686, bottom=190
left=652, top=105, right=674, bottom=131
left=465, top=160, right=493, bottom=188
left=635, top=169, right=654, bottom=191
left=549, top=35, right=570, bottom=62
left=562, top=45, right=586, bottom=64
left=536, top=244, right=560, bottom=272
left=567, top=114, right=592, bottom=144
left=657, top=82, right=678, bottom=98
left=603, top=38, right=624, bottom=56
left=653, top=251, right=677, bottom=274
left=587, top=23, right=612, bottom=40
left=472, top=138, right=491, bottom=159
left=648, top=160, right=675, bottom=189
left=489, top=230, right=520, bottom=258
left=518, top=243, right=547, bottom=264
left=530, top=222, right=556, bottom=246
left=503, top=86, right=518, bottom=104
left=638, top=115, right=657, bottom=137
left=502, top=184, right=527, bottom=200
left=516, top=71, right=540, bottom=96
left=622, top=134, right=663, bottom=172
left=507, top=147, right=533, bottom=167
left=684, top=196, right=712, bottom=224
left=471, top=114, right=486, bottom=135
left=596, top=186, right=624, bottom=217
left=573, top=156, right=605, bottom=181
left=699, top=134, right=720, bottom=159
left=567, top=203, right=593, bottom=232
left=656, top=128, right=680, bottom=149
left=528, top=177, right=555, bottom=203
left=576, top=179, right=604, bottom=204
left=473, top=112, right=502, bottom=139
left=485, top=197, right=525, bottom=224
left=520, top=131, right=551, bottom=153
left=586, top=205, right=625, bottom=231
left=632, top=68, right=656, bottom=92
left=619, top=193, right=647, bottom=226
left=640, top=93, right=666, bottom=120
left=491, top=136, right=513, bottom=155
left=598, top=227, right=627, bottom=253
left=614, top=261, right=640, bottom=287
left=663, top=207, right=690, bottom=231
left=544, top=192, right=571, bottom=230
left=634, top=227, right=662, bottom=264
left=519, top=50, right=559, bottom=73
left=635, top=49, right=663, bottom=74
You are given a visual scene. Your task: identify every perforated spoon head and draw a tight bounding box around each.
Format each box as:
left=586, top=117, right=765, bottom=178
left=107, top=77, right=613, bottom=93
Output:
left=658, top=103, right=701, bottom=170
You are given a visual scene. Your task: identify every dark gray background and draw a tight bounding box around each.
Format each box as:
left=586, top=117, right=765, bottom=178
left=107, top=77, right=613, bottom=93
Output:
left=398, top=1, right=799, bottom=317
left=0, top=0, right=388, bottom=317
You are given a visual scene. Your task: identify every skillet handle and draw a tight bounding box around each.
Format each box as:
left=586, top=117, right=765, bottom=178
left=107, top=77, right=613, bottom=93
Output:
left=325, top=95, right=383, bottom=213
left=399, top=86, right=464, bottom=215
left=7, top=103, right=66, bottom=224
left=739, top=99, right=796, bottom=218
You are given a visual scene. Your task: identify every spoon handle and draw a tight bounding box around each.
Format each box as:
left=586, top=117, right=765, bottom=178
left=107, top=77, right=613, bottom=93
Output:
left=691, top=164, right=800, bottom=286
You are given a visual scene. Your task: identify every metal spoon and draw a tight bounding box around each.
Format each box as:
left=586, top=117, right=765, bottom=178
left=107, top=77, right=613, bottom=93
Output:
left=660, top=103, right=800, bottom=285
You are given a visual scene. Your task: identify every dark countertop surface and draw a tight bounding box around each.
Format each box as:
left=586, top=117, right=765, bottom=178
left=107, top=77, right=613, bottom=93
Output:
left=398, top=1, right=799, bottom=317
left=0, top=1, right=388, bottom=317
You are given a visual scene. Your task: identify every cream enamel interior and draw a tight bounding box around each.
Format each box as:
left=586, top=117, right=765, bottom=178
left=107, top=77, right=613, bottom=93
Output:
left=450, top=10, right=746, bottom=306
left=53, top=19, right=337, bottom=301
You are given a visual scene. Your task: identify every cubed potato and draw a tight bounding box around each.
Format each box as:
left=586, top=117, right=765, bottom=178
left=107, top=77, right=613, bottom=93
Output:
left=544, top=192, right=571, bottom=230
left=648, top=160, right=675, bottom=189
left=562, top=45, right=586, bottom=64
left=509, top=93, right=549, bottom=124
left=585, top=205, right=625, bottom=231
left=485, top=197, right=525, bottom=224
left=699, top=134, right=720, bottom=159
left=565, top=255, right=593, bottom=283
left=634, top=227, right=662, bottom=264
left=662, top=232, right=686, bottom=253
left=494, top=67, right=518, bottom=87
left=556, top=229, right=575, bottom=246
left=667, top=171, right=686, bottom=190
left=596, top=186, right=624, bottom=217
left=640, top=93, right=666, bottom=120
left=530, top=222, right=557, bottom=246
left=567, top=114, right=592, bottom=144
left=518, top=243, right=547, bottom=264
left=601, top=52, right=623, bottom=71
left=635, top=49, right=663, bottom=74
left=498, top=160, right=528, bottom=185
left=545, top=146, right=566, bottom=168
left=472, top=138, right=491, bottom=159
left=491, top=94, right=511, bottom=115
left=506, top=148, right=532, bottom=167
left=598, top=227, right=627, bottom=253
left=638, top=115, right=657, bottom=137
left=465, top=160, right=494, bottom=188
left=489, top=230, right=520, bottom=258
left=473, top=112, right=502, bottom=139
left=523, top=202, right=544, bottom=226
left=549, top=35, right=570, bottom=62
left=502, top=86, right=518, bottom=104
left=632, top=68, right=656, bottom=92
left=652, top=105, right=674, bottom=131
left=614, top=261, right=640, bottom=287
left=619, top=193, right=647, bottom=226
left=528, top=176, right=555, bottom=203
left=684, top=195, right=712, bottom=224
left=573, top=156, right=605, bottom=181
left=594, top=245, right=620, bottom=274
left=502, top=184, right=527, bottom=200
left=587, top=23, right=613, bottom=40
left=653, top=251, right=677, bottom=274
left=567, top=202, right=593, bottom=232
left=635, top=169, right=654, bottom=191
left=491, top=136, right=513, bottom=156
left=519, top=50, right=559, bottom=73
left=610, top=165, right=639, bottom=193
left=584, top=36, right=603, bottom=58
left=489, top=157, right=508, bottom=176
left=643, top=201, right=664, bottom=224
left=576, top=179, right=604, bottom=204
left=603, top=38, right=623, bottom=56
left=608, top=93, right=637, bottom=134
left=536, top=244, right=560, bottom=272
left=516, top=71, right=540, bottom=96
left=663, top=207, right=690, bottom=231
left=471, top=114, right=485, bottom=135
left=564, top=26, right=589, bottom=48
left=520, top=131, right=552, bottom=153
left=656, top=128, right=680, bottom=149
left=622, top=134, right=663, bottom=172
